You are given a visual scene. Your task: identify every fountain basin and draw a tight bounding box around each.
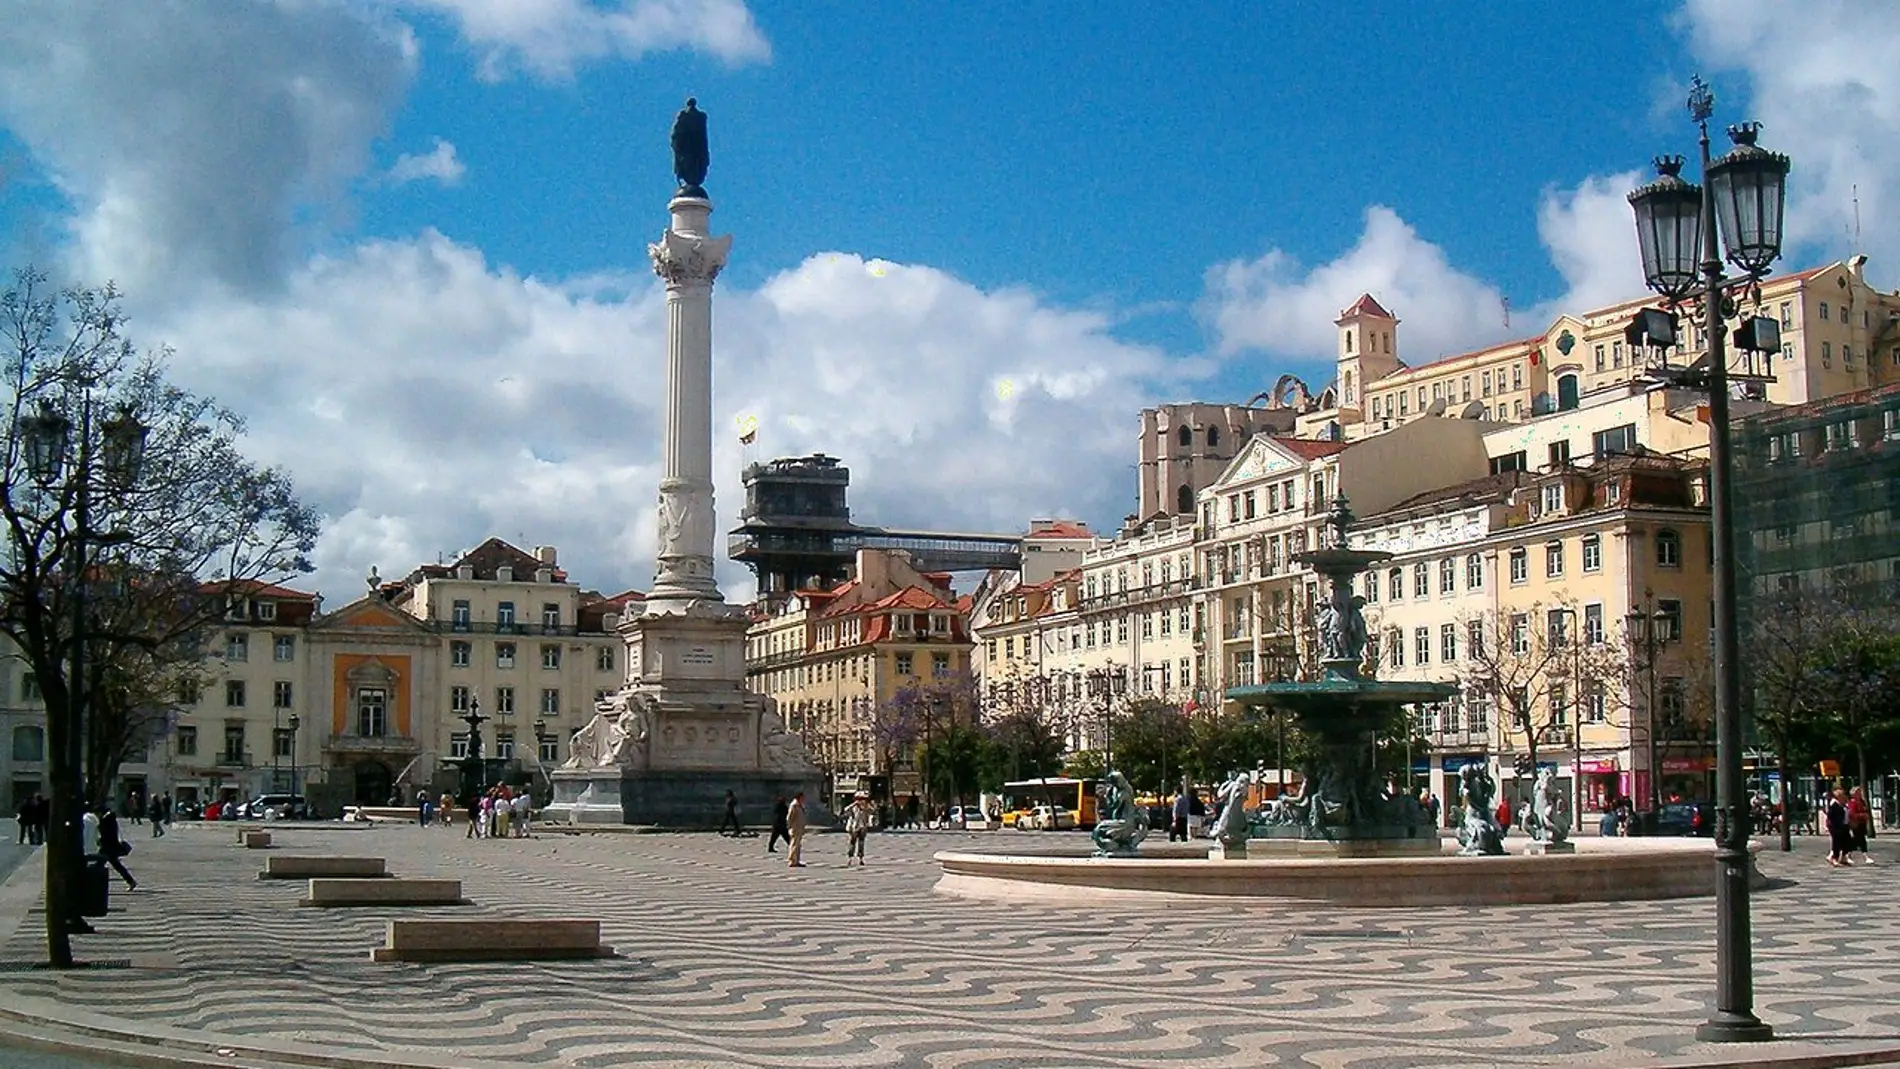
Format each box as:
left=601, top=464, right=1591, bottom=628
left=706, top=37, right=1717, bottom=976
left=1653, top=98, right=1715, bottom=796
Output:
left=934, top=837, right=1760, bottom=908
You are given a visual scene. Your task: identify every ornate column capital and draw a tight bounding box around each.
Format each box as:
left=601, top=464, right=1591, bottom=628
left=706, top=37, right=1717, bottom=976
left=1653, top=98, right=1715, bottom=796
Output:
left=649, top=230, right=732, bottom=288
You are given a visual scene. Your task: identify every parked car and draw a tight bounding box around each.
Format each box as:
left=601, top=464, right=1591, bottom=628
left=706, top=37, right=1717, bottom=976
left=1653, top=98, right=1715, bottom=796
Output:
left=244, top=794, right=310, bottom=821
left=1644, top=801, right=1715, bottom=837
left=941, top=806, right=989, bottom=829
left=1021, top=804, right=1076, bottom=831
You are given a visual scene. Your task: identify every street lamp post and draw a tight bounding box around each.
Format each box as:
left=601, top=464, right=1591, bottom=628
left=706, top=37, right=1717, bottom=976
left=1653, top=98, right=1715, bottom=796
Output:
left=1626, top=590, right=1668, bottom=815
left=1086, top=665, right=1127, bottom=772
left=1555, top=606, right=1584, bottom=824
left=287, top=714, right=301, bottom=801
left=1626, top=73, right=1787, bottom=1044
left=19, top=394, right=147, bottom=956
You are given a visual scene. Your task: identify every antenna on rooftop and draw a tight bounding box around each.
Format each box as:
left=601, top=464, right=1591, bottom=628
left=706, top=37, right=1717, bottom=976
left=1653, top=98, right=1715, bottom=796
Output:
left=1501, top=295, right=1511, bottom=331
left=1853, top=183, right=1862, bottom=252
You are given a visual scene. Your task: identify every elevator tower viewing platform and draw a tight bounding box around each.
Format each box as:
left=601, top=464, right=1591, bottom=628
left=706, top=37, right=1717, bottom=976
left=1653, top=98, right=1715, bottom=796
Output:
left=727, top=453, right=1022, bottom=600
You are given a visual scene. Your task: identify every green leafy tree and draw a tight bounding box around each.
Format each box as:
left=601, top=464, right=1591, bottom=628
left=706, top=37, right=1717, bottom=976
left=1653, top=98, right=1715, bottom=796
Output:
left=1062, top=749, right=1106, bottom=780
left=1808, top=602, right=1900, bottom=793
left=1741, top=586, right=1861, bottom=850
left=1105, top=698, right=1192, bottom=794
left=0, top=271, right=318, bottom=968
left=977, top=704, right=1065, bottom=792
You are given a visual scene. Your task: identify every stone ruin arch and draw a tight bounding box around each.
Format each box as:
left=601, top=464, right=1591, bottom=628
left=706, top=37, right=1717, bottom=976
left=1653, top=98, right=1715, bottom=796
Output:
left=1246, top=374, right=1316, bottom=412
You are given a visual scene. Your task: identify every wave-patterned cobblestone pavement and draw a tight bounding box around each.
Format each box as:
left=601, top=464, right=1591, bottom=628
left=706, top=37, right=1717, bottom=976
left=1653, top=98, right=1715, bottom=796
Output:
left=2, top=824, right=1896, bottom=1068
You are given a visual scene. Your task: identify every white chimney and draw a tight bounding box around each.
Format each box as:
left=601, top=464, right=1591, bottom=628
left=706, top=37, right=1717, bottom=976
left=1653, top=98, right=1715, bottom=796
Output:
left=535, top=545, right=558, bottom=566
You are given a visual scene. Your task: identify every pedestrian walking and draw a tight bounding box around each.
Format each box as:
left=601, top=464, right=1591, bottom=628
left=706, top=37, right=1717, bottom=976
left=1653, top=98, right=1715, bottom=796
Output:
left=464, top=793, right=479, bottom=839
left=128, top=793, right=144, bottom=826
left=1169, top=791, right=1190, bottom=842
left=13, top=796, right=28, bottom=845
left=151, top=796, right=168, bottom=837
left=767, top=795, right=789, bottom=853
left=843, top=791, right=874, bottom=866
left=439, top=792, right=455, bottom=826
left=1495, top=797, right=1514, bottom=837
left=719, top=789, right=742, bottom=837
left=96, top=805, right=137, bottom=890
left=1846, top=786, right=1875, bottom=865
left=785, top=791, right=808, bottom=868
left=30, top=794, right=48, bottom=845
left=1825, top=787, right=1853, bottom=867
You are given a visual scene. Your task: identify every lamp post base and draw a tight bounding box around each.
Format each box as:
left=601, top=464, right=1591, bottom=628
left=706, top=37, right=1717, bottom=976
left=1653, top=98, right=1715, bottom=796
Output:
left=1695, top=1013, right=1773, bottom=1044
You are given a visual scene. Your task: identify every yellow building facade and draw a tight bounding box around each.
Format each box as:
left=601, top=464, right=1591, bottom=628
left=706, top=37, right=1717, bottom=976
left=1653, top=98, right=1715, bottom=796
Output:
left=744, top=548, right=974, bottom=809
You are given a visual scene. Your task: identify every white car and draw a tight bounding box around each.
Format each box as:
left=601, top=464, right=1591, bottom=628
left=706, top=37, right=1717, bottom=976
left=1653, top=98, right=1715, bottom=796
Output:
left=942, top=806, right=989, bottom=829
left=1022, top=804, right=1076, bottom=831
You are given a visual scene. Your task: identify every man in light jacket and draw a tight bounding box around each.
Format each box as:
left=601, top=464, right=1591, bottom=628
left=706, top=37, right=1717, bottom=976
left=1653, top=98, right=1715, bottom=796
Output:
left=786, top=791, right=808, bottom=868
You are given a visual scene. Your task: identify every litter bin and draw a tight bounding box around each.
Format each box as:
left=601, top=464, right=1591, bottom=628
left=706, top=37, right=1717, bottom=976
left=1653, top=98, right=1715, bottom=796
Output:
left=80, top=857, right=110, bottom=917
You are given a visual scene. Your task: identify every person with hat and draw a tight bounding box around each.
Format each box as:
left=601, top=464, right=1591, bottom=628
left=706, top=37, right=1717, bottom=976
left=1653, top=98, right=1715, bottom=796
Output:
left=843, top=790, right=876, bottom=867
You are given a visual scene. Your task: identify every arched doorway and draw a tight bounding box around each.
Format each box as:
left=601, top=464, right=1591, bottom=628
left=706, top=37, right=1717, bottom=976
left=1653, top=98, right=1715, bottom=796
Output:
left=1556, top=373, right=1580, bottom=411
left=352, top=760, right=393, bottom=805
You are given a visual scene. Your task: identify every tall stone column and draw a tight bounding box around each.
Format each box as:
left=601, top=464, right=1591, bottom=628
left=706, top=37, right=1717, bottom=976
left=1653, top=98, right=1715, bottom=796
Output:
left=645, top=195, right=732, bottom=609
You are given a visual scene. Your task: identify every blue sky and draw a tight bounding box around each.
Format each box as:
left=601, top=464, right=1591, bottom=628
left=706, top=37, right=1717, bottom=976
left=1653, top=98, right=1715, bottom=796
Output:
left=1, top=1, right=1893, bottom=601
left=365, top=3, right=1689, bottom=360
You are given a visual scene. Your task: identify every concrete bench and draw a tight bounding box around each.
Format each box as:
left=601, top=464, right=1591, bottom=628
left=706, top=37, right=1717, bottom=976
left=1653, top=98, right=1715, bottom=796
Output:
left=259, top=856, right=388, bottom=880
left=300, top=878, right=467, bottom=908
left=241, top=831, right=272, bottom=849
left=370, top=919, right=613, bottom=963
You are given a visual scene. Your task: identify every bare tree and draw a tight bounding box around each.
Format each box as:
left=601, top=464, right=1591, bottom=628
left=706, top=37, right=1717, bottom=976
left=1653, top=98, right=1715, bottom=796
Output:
left=1457, top=603, right=1578, bottom=808
left=1, top=271, right=318, bottom=968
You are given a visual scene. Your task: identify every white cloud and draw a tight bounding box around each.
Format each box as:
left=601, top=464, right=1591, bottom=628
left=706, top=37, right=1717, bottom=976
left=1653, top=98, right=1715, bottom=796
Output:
left=387, top=138, right=466, bottom=187
left=139, top=237, right=1171, bottom=603
left=1681, top=1, right=1900, bottom=284
left=1202, top=173, right=1655, bottom=377
left=396, top=0, right=770, bottom=80
left=1531, top=171, right=1649, bottom=319
left=0, top=0, right=416, bottom=297
left=1202, top=205, right=1513, bottom=367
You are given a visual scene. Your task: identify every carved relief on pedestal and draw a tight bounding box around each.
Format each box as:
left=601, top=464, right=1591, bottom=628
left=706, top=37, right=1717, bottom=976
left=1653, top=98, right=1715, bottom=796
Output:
left=562, top=690, right=657, bottom=772
left=648, top=230, right=732, bottom=288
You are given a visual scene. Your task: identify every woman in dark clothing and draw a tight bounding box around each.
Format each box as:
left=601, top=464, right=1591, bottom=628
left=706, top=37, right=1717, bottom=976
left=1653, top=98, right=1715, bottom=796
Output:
left=1825, top=788, right=1853, bottom=867
left=97, top=806, right=138, bottom=889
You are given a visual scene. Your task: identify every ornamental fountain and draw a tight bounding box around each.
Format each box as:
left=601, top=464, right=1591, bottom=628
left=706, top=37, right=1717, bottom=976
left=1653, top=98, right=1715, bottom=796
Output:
left=933, top=497, right=1739, bottom=906
left=1220, top=494, right=1459, bottom=857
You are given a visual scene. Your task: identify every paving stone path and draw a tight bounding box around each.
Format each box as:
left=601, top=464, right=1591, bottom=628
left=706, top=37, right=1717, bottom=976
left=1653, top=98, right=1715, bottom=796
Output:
left=1, top=822, right=1896, bottom=1069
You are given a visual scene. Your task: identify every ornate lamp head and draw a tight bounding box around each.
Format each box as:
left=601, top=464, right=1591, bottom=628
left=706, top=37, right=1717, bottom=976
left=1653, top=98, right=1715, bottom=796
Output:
left=1629, top=156, right=1703, bottom=301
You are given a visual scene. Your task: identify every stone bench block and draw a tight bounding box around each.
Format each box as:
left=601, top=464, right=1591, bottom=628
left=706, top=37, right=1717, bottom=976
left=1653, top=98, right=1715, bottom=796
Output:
left=259, top=856, right=388, bottom=880
left=370, top=919, right=614, bottom=963
left=242, top=831, right=272, bottom=849
left=300, top=878, right=467, bottom=908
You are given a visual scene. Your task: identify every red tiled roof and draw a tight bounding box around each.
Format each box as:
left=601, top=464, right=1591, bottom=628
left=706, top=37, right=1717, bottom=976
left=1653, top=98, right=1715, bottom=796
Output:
left=1270, top=437, right=1350, bottom=460
left=1336, top=293, right=1393, bottom=322
left=1026, top=519, right=1094, bottom=539
left=199, top=578, right=318, bottom=602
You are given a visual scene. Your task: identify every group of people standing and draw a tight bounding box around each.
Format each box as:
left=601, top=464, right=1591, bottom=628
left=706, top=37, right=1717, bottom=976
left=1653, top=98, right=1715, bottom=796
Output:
left=1825, top=786, right=1876, bottom=867
left=460, top=785, right=533, bottom=840
left=13, top=793, right=48, bottom=845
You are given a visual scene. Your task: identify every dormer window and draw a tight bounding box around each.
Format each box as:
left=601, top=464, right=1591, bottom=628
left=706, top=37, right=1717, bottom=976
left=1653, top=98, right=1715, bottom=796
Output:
left=255, top=601, right=276, bottom=621
left=1541, top=484, right=1563, bottom=515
